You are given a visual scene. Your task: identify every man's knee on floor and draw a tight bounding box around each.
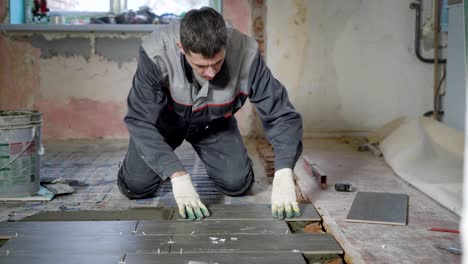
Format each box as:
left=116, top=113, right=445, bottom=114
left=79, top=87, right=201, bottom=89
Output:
left=217, top=170, right=254, bottom=196
left=117, top=170, right=159, bottom=199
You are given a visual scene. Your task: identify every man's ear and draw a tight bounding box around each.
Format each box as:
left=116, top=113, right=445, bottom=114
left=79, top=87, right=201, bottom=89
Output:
left=177, top=42, right=185, bottom=54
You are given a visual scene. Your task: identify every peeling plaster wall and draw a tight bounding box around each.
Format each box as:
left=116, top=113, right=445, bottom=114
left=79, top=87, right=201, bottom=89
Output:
left=266, top=0, right=434, bottom=134
left=0, top=32, right=139, bottom=139
left=0, top=1, right=254, bottom=139
left=223, top=0, right=254, bottom=137
left=0, top=1, right=7, bottom=23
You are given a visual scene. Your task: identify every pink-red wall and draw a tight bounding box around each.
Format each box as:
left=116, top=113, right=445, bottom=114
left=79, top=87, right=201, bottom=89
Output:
left=223, top=0, right=251, bottom=34
left=0, top=1, right=255, bottom=139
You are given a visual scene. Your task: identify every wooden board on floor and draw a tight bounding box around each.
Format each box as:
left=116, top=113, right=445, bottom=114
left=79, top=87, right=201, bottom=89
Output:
left=346, top=191, right=409, bottom=225
left=0, top=221, right=138, bottom=237
left=169, top=234, right=343, bottom=254
left=124, top=252, right=307, bottom=264
left=137, top=220, right=290, bottom=235
left=189, top=204, right=320, bottom=221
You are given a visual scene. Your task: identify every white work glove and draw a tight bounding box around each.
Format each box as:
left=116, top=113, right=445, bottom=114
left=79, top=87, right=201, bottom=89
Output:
left=171, top=174, right=210, bottom=220
left=271, top=168, right=301, bottom=219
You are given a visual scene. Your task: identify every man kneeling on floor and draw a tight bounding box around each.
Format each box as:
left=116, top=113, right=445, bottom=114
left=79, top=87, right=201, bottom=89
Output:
left=117, top=7, right=303, bottom=220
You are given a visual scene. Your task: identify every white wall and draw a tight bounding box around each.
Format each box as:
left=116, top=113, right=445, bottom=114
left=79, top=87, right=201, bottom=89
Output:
left=266, top=0, right=434, bottom=134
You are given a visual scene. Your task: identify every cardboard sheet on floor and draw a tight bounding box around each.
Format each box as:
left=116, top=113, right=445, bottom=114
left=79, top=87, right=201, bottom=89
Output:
left=346, top=191, right=408, bottom=225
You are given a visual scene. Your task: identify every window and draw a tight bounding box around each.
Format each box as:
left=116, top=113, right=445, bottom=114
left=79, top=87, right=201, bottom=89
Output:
left=8, top=0, right=221, bottom=25
left=48, top=0, right=214, bottom=15
left=48, top=0, right=110, bottom=12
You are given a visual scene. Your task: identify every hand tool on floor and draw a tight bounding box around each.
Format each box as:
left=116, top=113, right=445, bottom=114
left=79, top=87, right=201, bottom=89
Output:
left=427, top=227, right=460, bottom=234
left=303, top=157, right=327, bottom=189
left=436, top=245, right=462, bottom=255
left=335, top=183, right=352, bottom=192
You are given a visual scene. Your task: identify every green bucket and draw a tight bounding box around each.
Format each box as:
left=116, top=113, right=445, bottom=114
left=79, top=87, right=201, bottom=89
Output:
left=0, top=110, right=43, bottom=197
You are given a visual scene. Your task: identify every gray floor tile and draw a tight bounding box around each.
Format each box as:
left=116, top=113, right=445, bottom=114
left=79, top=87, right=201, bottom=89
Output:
left=194, top=204, right=320, bottom=221
left=346, top=191, right=409, bottom=225
left=137, top=220, right=290, bottom=235
left=0, top=254, right=122, bottom=264
left=20, top=208, right=174, bottom=221
left=0, top=220, right=137, bottom=237
left=0, top=235, right=172, bottom=255
left=124, top=252, right=307, bottom=264
left=169, top=234, right=343, bottom=254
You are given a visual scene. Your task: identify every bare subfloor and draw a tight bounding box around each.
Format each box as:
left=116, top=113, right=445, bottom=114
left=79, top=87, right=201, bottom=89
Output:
left=295, top=138, right=461, bottom=263
left=0, top=139, right=272, bottom=222
left=0, top=138, right=461, bottom=263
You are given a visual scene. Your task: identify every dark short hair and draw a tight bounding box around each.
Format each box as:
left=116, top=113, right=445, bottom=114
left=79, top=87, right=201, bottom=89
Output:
left=180, top=7, right=227, bottom=58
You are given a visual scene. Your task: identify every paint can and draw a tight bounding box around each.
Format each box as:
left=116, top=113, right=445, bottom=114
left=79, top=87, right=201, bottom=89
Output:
left=0, top=110, right=43, bottom=197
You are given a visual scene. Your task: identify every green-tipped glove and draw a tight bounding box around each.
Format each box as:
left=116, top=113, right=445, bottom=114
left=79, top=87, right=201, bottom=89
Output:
left=171, top=174, right=210, bottom=220
left=271, top=168, right=301, bottom=219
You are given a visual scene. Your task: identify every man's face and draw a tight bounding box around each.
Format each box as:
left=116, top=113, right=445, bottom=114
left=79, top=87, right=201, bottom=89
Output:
left=178, top=43, right=225, bottom=81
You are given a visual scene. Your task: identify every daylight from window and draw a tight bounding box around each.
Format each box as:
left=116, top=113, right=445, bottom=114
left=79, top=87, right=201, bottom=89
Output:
left=127, top=0, right=210, bottom=15
left=48, top=0, right=211, bottom=15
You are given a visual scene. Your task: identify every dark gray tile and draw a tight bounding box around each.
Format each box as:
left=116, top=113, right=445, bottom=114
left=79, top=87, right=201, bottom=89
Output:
left=346, top=191, right=409, bottom=225
left=0, top=221, right=137, bottom=237
left=181, top=204, right=320, bottom=221
left=124, top=252, right=307, bottom=264
left=0, top=235, right=172, bottom=255
left=20, top=208, right=174, bottom=221
left=137, top=220, right=290, bottom=235
left=169, top=234, right=343, bottom=254
left=0, top=254, right=122, bottom=264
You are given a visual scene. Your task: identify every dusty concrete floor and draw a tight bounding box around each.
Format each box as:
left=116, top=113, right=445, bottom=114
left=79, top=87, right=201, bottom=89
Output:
left=0, top=138, right=461, bottom=263
left=295, top=138, right=461, bottom=263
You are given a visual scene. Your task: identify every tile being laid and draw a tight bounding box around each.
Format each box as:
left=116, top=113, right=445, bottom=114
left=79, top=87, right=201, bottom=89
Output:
left=169, top=234, right=342, bottom=255
left=346, top=191, right=409, bottom=225
left=0, top=221, right=138, bottom=238
left=137, top=220, right=290, bottom=236
left=124, top=252, right=307, bottom=264
left=175, top=204, right=320, bottom=221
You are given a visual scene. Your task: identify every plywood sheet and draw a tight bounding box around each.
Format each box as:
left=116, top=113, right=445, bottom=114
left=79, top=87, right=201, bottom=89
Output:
left=169, top=234, right=343, bottom=254
left=137, top=220, right=290, bottom=235
left=346, top=192, right=408, bottom=225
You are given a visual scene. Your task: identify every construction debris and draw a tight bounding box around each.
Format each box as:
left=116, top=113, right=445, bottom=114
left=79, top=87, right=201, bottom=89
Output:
left=256, top=139, right=275, bottom=177
left=43, top=183, right=74, bottom=195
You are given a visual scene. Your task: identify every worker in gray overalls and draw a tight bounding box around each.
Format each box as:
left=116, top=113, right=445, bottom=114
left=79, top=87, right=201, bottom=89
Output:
left=117, top=7, right=303, bottom=220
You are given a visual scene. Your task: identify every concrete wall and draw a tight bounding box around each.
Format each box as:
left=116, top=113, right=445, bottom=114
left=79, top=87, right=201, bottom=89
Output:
left=1, top=0, right=436, bottom=139
left=266, top=0, right=434, bottom=134
left=0, top=1, right=253, bottom=139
